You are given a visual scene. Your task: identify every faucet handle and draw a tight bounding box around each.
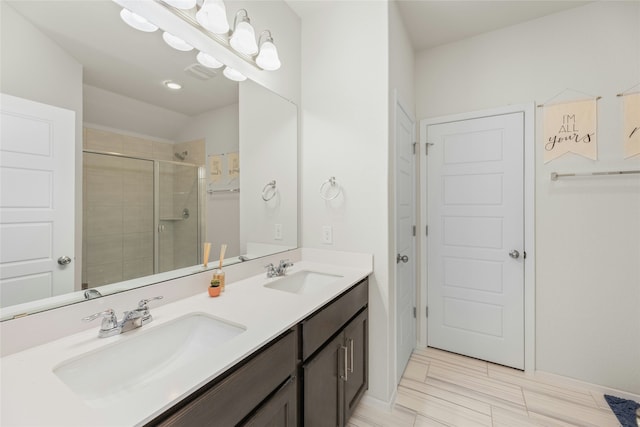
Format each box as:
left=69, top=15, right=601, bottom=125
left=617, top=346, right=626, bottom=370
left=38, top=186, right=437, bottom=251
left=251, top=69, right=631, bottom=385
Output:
left=137, top=296, right=163, bottom=309
left=82, top=308, right=118, bottom=330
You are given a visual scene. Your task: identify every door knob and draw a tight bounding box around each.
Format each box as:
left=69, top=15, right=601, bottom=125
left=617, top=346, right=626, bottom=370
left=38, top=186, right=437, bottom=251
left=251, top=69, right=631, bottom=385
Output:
left=509, top=250, right=520, bottom=259
left=58, top=256, right=72, bottom=265
left=396, top=254, right=409, bottom=264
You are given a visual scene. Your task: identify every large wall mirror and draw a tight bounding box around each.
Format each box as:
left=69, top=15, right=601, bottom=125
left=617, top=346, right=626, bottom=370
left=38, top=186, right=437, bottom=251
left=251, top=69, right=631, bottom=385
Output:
left=0, top=0, right=298, bottom=320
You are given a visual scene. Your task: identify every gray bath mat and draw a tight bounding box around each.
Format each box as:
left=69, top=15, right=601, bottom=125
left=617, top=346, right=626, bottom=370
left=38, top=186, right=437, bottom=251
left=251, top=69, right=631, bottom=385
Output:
left=605, top=394, right=639, bottom=427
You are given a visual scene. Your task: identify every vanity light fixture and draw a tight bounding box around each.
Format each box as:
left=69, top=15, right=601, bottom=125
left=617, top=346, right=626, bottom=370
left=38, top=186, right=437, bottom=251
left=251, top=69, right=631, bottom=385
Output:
left=120, top=9, right=158, bottom=33
left=164, top=80, right=182, bottom=90
left=196, top=0, right=230, bottom=35
left=222, top=66, right=247, bottom=82
left=256, top=30, right=281, bottom=71
left=196, top=51, right=224, bottom=69
left=229, top=9, right=258, bottom=56
left=162, top=0, right=197, bottom=10
left=162, top=31, right=194, bottom=51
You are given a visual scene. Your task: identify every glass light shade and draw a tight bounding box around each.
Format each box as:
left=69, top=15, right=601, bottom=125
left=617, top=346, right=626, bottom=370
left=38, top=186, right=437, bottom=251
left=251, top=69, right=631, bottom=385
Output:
left=230, top=21, right=258, bottom=55
left=196, top=0, right=230, bottom=35
left=120, top=9, right=158, bottom=33
left=256, top=40, right=281, bottom=71
left=222, top=66, right=247, bottom=82
left=197, top=51, right=223, bottom=69
left=163, top=0, right=196, bottom=10
left=162, top=32, right=194, bottom=51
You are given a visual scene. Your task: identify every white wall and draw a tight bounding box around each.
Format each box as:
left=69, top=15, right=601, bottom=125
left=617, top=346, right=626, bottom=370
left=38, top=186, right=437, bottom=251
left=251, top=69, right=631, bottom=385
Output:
left=84, top=85, right=189, bottom=141
left=294, top=1, right=393, bottom=403
left=239, top=81, right=297, bottom=253
left=179, top=104, right=241, bottom=257
left=415, top=1, right=640, bottom=394
left=0, top=1, right=84, bottom=288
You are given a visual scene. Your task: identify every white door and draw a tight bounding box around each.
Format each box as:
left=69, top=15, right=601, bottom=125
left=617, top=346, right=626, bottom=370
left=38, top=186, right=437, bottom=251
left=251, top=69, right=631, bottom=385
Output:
left=426, top=112, right=525, bottom=369
left=395, top=98, right=416, bottom=380
left=0, top=94, right=75, bottom=307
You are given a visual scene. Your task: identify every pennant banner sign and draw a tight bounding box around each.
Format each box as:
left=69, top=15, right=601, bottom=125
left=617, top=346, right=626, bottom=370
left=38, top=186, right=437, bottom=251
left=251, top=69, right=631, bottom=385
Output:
left=543, top=99, right=597, bottom=163
left=623, top=93, right=640, bottom=158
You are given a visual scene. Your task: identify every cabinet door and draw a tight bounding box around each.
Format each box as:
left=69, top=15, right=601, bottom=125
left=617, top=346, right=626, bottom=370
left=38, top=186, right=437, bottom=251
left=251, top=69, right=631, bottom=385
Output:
left=343, top=309, right=368, bottom=423
left=303, top=333, right=345, bottom=427
left=242, top=377, right=297, bottom=427
left=153, top=331, right=296, bottom=426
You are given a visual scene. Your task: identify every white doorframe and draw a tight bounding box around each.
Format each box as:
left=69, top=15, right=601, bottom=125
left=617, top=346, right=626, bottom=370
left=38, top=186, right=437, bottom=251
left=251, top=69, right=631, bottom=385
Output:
left=418, top=103, right=535, bottom=372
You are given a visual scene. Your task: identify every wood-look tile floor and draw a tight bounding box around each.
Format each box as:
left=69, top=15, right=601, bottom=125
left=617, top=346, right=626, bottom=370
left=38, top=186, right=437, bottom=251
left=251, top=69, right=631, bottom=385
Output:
left=349, top=347, right=622, bottom=427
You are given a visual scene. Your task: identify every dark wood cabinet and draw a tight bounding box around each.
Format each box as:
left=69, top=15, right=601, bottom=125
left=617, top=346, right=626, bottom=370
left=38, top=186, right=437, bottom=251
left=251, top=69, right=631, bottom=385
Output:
left=147, top=276, right=368, bottom=427
left=343, top=309, right=368, bottom=422
left=149, top=330, right=297, bottom=427
left=301, top=278, right=369, bottom=427
left=242, top=376, right=297, bottom=427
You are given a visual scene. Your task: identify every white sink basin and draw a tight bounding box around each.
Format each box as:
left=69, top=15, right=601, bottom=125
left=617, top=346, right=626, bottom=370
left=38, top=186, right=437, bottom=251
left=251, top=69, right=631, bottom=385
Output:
left=53, top=313, right=245, bottom=407
left=265, top=271, right=343, bottom=295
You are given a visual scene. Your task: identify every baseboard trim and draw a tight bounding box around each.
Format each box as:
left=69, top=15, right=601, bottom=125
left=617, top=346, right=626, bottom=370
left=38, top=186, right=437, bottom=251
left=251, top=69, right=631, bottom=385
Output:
left=534, top=370, right=640, bottom=402
left=358, top=389, right=397, bottom=412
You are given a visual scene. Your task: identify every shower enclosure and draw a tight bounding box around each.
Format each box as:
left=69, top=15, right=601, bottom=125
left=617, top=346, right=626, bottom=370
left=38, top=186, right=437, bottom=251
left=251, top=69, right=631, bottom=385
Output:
left=82, top=151, right=203, bottom=289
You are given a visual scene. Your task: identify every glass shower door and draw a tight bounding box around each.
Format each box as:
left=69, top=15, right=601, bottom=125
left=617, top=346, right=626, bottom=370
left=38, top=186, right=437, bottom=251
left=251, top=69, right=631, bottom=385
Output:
left=83, top=153, right=154, bottom=287
left=156, top=161, right=201, bottom=273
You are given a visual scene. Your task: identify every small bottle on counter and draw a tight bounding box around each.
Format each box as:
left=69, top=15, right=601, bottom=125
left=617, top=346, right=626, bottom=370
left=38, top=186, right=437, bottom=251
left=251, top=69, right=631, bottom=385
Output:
left=212, top=268, right=225, bottom=292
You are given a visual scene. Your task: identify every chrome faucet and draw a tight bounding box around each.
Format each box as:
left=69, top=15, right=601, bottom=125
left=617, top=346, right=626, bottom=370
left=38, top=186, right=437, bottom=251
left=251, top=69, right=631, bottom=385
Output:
left=83, top=296, right=163, bottom=338
left=83, top=289, right=102, bottom=300
left=265, top=259, right=294, bottom=278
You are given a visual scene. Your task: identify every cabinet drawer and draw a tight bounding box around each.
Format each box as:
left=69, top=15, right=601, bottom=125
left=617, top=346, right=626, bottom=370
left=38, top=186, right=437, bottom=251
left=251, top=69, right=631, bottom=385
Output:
left=153, top=330, right=297, bottom=427
left=301, top=278, right=368, bottom=360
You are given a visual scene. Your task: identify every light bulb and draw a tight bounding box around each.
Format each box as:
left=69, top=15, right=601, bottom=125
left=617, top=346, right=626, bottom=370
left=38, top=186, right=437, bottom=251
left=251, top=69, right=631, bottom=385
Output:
left=256, top=40, right=281, bottom=71
left=223, top=66, right=247, bottom=82
left=120, top=9, right=158, bottom=33
left=163, top=0, right=196, bottom=10
left=162, top=32, right=193, bottom=51
left=197, top=51, right=224, bottom=69
left=230, top=19, right=258, bottom=55
left=196, top=0, right=230, bottom=35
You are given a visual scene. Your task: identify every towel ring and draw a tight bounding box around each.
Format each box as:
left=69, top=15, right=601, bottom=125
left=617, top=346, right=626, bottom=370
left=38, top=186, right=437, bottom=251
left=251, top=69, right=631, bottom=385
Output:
left=262, top=180, right=277, bottom=201
left=319, top=176, right=341, bottom=201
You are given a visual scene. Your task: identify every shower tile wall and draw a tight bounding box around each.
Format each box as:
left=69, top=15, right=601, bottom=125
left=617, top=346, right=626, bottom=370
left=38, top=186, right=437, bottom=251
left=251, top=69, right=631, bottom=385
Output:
left=83, top=128, right=203, bottom=287
left=83, top=128, right=170, bottom=287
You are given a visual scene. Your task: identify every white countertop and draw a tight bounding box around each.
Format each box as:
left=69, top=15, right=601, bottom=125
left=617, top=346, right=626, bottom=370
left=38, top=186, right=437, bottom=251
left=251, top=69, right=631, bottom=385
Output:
left=1, top=255, right=371, bottom=426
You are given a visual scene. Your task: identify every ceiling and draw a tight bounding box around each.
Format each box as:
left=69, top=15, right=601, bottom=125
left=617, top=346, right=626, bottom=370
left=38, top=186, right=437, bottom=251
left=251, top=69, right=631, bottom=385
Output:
left=9, top=0, right=591, bottom=117
left=8, top=0, right=238, bottom=117
left=395, top=0, right=591, bottom=51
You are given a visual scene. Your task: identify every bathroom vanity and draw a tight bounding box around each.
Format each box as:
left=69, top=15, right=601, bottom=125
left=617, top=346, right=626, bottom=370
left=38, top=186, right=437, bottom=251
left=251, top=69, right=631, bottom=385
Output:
left=0, top=250, right=371, bottom=426
left=152, top=277, right=368, bottom=426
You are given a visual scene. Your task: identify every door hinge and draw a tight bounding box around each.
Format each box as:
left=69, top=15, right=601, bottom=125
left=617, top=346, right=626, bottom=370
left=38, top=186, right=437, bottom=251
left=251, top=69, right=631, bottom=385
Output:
left=426, top=306, right=429, bottom=318
left=425, top=225, right=428, bottom=236
left=413, top=307, right=417, bottom=318
left=412, top=225, right=416, bottom=236
left=425, top=142, right=434, bottom=155
left=412, top=142, right=417, bottom=154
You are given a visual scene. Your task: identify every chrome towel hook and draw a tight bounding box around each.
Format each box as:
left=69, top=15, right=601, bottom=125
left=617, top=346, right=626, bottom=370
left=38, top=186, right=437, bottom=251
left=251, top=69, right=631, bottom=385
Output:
left=262, top=180, right=277, bottom=201
left=320, top=176, right=341, bottom=201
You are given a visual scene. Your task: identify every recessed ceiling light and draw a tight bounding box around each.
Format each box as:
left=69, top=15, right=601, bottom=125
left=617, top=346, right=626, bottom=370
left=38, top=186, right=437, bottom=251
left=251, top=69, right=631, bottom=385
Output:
left=164, top=80, right=182, bottom=90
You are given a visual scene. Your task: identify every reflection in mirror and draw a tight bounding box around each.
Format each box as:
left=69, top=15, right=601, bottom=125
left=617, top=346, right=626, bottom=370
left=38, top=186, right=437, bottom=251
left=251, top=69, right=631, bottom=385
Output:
left=0, top=0, right=297, bottom=320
